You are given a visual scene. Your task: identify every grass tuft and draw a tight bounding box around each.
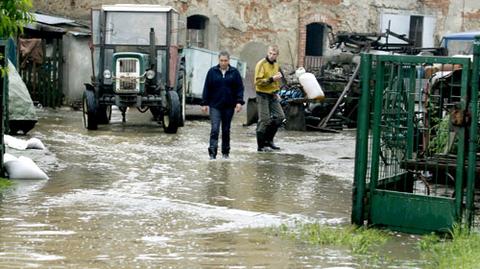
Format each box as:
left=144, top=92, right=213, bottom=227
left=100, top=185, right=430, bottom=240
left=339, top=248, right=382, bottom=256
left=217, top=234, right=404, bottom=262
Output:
left=0, top=177, right=12, bottom=190
left=276, top=222, right=389, bottom=255
left=418, top=224, right=480, bottom=269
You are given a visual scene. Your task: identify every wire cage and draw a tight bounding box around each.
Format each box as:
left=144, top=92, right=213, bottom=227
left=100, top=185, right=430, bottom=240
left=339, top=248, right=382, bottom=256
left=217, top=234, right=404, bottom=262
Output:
left=352, top=38, right=480, bottom=233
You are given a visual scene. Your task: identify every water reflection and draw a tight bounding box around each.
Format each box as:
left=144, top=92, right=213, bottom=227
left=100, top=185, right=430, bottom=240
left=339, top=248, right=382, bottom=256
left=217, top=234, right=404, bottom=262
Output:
left=206, top=161, right=234, bottom=207
left=0, top=108, right=423, bottom=268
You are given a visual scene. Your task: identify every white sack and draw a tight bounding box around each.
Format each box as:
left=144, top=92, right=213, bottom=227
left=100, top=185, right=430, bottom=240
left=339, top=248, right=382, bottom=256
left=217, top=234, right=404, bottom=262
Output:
left=4, top=135, right=46, bottom=150
left=4, top=156, right=49, bottom=180
left=26, top=138, right=46, bottom=150
left=4, top=134, right=28, bottom=150
left=3, top=153, right=17, bottom=163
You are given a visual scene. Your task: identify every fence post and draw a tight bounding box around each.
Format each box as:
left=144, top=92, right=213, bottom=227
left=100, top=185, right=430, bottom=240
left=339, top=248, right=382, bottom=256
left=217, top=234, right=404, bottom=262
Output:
left=352, top=53, right=371, bottom=225
left=369, top=57, right=385, bottom=191
left=0, top=42, right=6, bottom=176
left=465, top=35, right=480, bottom=228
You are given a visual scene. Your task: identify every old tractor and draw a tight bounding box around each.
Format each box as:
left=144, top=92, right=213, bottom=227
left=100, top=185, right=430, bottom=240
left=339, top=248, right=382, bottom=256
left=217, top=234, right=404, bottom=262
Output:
left=83, top=4, right=185, bottom=133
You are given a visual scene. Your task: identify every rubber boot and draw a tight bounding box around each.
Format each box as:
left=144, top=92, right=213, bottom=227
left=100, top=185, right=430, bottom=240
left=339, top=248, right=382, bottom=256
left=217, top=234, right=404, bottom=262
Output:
left=222, top=147, right=230, bottom=159
left=264, top=126, right=280, bottom=150
left=208, top=147, right=217, bottom=160
left=256, top=131, right=271, bottom=152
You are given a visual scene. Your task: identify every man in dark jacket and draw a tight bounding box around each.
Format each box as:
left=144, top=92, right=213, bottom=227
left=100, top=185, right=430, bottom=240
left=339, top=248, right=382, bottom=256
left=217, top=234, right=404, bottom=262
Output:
left=201, top=51, right=245, bottom=159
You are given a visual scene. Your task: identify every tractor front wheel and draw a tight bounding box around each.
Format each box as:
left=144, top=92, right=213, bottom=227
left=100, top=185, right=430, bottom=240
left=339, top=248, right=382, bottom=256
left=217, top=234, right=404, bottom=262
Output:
left=98, top=105, right=112, bottom=124
left=162, top=91, right=181, bottom=134
left=82, top=89, right=98, bottom=130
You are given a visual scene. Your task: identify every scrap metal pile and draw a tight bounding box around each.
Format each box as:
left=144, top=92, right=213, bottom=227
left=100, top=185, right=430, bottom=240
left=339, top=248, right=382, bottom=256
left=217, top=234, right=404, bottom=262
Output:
left=279, top=29, right=446, bottom=131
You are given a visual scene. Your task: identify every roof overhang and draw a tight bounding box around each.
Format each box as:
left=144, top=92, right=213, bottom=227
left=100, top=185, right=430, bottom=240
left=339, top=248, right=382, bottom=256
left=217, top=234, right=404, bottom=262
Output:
left=34, top=13, right=75, bottom=25
left=101, top=4, right=176, bottom=13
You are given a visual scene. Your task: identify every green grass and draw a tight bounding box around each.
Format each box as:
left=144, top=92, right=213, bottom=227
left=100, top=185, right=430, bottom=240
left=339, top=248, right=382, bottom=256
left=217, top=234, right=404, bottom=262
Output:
left=0, top=177, right=12, bottom=190
left=275, top=222, right=389, bottom=255
left=419, top=225, right=480, bottom=269
left=273, top=222, right=480, bottom=268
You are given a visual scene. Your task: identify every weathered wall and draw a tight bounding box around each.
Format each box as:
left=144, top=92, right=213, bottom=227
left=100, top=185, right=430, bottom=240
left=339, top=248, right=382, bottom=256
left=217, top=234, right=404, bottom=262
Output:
left=62, top=33, right=91, bottom=106
left=32, top=0, right=480, bottom=68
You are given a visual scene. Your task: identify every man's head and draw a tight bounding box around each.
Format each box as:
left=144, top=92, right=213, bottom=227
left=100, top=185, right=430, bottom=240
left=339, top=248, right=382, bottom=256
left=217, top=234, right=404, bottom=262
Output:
left=267, top=45, right=279, bottom=62
left=218, top=51, right=230, bottom=70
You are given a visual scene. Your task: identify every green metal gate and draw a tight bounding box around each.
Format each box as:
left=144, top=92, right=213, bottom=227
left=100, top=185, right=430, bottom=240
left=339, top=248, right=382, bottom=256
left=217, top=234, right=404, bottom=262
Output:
left=352, top=37, right=480, bottom=233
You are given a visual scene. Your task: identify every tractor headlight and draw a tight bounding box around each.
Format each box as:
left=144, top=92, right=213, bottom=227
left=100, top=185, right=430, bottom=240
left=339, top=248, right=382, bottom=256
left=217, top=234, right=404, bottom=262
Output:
left=146, top=69, right=156, bottom=80
left=103, top=69, right=112, bottom=79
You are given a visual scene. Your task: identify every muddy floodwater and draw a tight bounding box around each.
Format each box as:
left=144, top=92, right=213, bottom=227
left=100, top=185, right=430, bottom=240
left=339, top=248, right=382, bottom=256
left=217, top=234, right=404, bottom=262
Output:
left=0, top=107, right=423, bottom=268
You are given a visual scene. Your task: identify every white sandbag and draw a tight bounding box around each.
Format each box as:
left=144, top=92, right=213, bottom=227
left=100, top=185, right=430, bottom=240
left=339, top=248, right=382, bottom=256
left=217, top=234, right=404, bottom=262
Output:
left=3, top=135, right=46, bottom=150
left=26, top=138, right=46, bottom=150
left=4, top=156, right=49, bottom=180
left=4, top=134, right=28, bottom=150
left=3, top=153, right=18, bottom=163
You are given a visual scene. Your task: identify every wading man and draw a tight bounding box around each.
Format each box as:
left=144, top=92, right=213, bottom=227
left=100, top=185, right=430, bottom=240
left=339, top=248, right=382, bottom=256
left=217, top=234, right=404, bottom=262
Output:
left=254, top=45, right=285, bottom=152
left=201, top=51, right=245, bottom=159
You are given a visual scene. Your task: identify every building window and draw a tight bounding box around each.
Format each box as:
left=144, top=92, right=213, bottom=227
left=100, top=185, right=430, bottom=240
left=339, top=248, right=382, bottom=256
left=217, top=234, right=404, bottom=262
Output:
left=187, top=15, right=208, bottom=48
left=380, top=13, right=435, bottom=47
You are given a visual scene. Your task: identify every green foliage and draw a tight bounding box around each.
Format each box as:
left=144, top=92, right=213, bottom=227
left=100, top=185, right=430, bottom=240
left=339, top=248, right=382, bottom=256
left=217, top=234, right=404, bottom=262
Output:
left=276, top=222, right=389, bottom=255
left=0, top=0, right=33, bottom=38
left=427, top=115, right=452, bottom=155
left=1, top=0, right=32, bottom=75
left=419, top=224, right=480, bottom=269
left=0, top=54, right=5, bottom=76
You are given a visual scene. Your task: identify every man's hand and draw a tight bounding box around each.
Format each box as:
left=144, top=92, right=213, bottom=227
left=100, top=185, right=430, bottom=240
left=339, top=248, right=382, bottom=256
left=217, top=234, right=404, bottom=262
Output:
left=201, top=106, right=208, bottom=114
left=235, top=103, right=242, bottom=113
left=272, top=72, right=283, bottom=82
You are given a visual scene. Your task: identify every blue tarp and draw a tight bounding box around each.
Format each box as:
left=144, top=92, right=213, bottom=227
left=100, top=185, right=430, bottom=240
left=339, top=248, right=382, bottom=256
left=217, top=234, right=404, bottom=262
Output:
left=442, top=31, right=480, bottom=41
left=440, top=31, right=480, bottom=51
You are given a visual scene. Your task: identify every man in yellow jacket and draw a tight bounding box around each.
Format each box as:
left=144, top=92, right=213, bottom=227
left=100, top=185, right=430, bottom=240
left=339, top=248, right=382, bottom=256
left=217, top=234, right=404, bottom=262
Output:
left=254, top=45, right=285, bottom=151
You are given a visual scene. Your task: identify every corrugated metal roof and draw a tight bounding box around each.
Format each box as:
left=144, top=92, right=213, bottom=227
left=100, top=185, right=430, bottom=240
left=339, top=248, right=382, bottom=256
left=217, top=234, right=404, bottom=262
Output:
left=24, top=22, right=67, bottom=34
left=34, top=13, right=75, bottom=25
left=29, top=13, right=90, bottom=36
left=68, top=31, right=90, bottom=36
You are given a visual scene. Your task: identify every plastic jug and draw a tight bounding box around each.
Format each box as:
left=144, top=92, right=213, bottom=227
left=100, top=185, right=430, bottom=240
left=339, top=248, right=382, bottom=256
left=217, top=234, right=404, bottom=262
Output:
left=296, top=67, right=325, bottom=100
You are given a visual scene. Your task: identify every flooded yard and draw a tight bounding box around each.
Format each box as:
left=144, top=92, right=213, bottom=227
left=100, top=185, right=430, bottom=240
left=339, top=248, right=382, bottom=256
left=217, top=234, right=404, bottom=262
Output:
left=0, top=107, right=423, bottom=268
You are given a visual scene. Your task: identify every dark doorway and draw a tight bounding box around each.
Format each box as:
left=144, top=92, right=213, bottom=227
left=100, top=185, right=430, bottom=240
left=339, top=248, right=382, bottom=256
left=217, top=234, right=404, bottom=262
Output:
left=305, top=23, right=326, bottom=71
left=187, top=15, right=208, bottom=48
left=306, top=23, right=325, bottom=56
left=409, top=16, right=423, bottom=47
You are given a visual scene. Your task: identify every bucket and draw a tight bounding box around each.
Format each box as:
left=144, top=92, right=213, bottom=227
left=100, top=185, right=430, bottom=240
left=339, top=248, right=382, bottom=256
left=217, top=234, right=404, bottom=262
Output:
left=297, top=68, right=325, bottom=100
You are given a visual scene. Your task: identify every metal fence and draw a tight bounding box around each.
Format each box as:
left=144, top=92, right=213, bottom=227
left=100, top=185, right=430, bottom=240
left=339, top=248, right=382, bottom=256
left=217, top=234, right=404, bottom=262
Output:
left=352, top=37, right=480, bottom=233
left=19, top=38, right=63, bottom=108
left=0, top=41, right=7, bottom=175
